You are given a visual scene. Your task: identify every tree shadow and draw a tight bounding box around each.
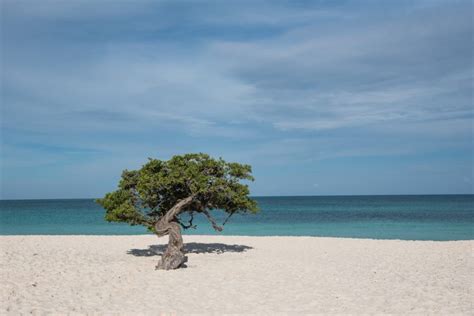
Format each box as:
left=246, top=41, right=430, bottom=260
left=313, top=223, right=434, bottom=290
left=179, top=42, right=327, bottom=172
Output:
left=127, top=242, right=253, bottom=257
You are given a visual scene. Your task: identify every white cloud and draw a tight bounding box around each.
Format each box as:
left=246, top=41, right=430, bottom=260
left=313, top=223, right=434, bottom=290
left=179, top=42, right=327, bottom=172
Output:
left=1, top=0, right=473, bottom=198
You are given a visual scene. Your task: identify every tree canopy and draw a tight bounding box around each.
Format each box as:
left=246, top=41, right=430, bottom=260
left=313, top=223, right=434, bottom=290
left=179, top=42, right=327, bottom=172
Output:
left=97, top=153, right=258, bottom=232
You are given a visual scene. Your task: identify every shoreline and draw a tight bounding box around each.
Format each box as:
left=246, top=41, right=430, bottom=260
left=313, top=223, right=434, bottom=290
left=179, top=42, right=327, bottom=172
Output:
left=2, top=235, right=472, bottom=314
left=1, top=234, right=472, bottom=241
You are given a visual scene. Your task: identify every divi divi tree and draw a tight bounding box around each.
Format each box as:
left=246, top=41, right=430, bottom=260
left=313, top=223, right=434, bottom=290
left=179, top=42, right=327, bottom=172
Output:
left=97, top=153, right=258, bottom=270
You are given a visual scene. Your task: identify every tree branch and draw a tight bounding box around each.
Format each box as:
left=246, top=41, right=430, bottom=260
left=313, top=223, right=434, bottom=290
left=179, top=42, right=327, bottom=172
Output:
left=222, top=212, right=235, bottom=226
left=202, top=210, right=223, bottom=232
left=161, top=195, right=196, bottom=223
left=178, top=212, right=196, bottom=229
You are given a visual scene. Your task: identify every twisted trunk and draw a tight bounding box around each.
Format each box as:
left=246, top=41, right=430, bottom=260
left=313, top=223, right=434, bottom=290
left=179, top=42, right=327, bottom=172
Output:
left=154, top=196, right=194, bottom=270
left=154, top=221, right=186, bottom=270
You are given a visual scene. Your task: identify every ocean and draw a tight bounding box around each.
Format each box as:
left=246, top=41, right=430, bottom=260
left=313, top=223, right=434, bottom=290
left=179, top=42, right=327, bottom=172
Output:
left=0, top=195, right=472, bottom=240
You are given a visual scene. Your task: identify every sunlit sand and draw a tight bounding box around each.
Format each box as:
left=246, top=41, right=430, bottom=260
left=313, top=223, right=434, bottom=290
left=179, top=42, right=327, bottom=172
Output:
left=1, top=235, right=472, bottom=314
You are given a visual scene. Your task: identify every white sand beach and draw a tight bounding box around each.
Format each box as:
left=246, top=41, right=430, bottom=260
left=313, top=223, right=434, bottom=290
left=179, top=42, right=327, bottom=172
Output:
left=1, top=235, right=472, bottom=314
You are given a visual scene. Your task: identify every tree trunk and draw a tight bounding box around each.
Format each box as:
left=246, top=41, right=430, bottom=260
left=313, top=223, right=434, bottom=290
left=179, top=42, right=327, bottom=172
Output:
left=155, top=221, right=187, bottom=270
left=154, top=196, right=194, bottom=270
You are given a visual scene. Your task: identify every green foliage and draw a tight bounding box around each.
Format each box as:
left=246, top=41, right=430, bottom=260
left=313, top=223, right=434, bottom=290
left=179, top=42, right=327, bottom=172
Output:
left=96, top=153, right=258, bottom=230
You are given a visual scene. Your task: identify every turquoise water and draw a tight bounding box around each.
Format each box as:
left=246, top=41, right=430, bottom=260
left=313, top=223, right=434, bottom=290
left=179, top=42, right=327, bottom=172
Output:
left=0, top=195, right=472, bottom=240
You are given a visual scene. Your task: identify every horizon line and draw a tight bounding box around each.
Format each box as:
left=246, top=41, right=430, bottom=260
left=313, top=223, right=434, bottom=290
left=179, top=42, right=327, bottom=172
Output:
left=1, top=193, right=473, bottom=201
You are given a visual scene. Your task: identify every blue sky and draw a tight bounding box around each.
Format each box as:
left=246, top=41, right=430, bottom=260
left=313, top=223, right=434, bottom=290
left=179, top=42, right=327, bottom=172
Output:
left=1, top=0, right=472, bottom=199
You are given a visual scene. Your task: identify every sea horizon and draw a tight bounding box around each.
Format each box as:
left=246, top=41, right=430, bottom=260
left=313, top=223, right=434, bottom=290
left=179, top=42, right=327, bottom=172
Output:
left=2, top=195, right=472, bottom=241
left=2, top=193, right=473, bottom=201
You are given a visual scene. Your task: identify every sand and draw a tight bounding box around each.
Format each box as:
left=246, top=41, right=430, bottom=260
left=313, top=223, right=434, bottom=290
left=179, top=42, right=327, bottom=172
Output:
left=1, top=235, right=472, bottom=315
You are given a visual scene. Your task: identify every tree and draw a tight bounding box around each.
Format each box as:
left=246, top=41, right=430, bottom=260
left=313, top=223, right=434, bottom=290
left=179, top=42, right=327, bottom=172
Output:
left=97, top=153, right=258, bottom=270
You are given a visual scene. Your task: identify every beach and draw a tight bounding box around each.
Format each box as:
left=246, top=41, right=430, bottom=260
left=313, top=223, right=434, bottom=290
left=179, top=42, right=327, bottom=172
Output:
left=1, top=235, right=472, bottom=314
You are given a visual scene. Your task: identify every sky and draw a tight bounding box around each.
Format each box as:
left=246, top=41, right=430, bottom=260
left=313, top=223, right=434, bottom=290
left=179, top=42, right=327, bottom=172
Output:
left=1, top=0, right=473, bottom=199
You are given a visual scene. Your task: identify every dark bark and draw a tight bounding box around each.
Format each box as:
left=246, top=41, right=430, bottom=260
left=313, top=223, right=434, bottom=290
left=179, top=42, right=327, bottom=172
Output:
left=154, top=196, right=194, bottom=270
